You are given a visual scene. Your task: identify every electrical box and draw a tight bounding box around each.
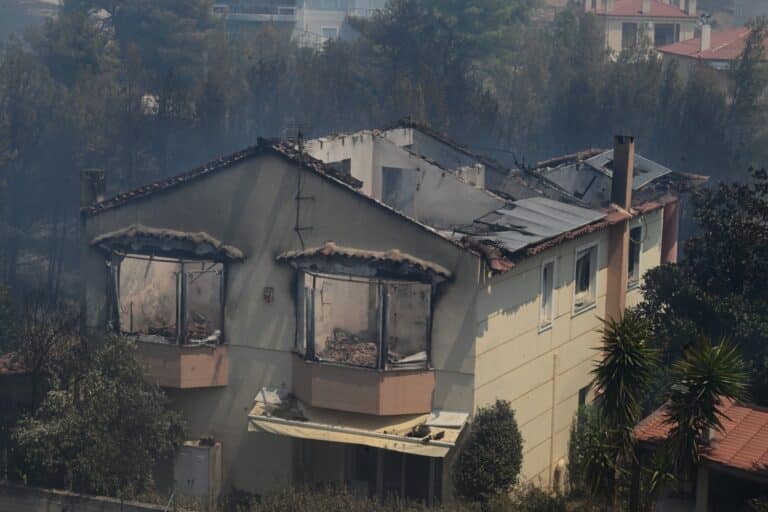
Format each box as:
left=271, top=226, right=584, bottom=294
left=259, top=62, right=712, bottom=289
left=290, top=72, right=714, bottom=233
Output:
left=174, top=440, right=222, bottom=510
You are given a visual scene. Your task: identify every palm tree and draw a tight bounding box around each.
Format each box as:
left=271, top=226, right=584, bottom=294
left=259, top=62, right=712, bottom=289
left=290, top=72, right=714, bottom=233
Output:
left=587, top=311, right=658, bottom=503
left=663, top=338, right=748, bottom=484
left=593, top=311, right=658, bottom=456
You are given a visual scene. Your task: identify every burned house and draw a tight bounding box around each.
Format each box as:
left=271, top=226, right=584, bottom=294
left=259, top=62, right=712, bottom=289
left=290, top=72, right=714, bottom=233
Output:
left=80, top=126, right=692, bottom=503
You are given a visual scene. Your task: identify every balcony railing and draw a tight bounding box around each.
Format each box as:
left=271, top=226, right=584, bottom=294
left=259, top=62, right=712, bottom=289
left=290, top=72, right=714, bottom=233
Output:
left=292, top=355, right=434, bottom=415
left=135, top=341, right=228, bottom=389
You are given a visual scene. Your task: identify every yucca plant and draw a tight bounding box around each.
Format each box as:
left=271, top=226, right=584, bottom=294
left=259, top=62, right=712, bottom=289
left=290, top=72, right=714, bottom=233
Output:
left=663, top=339, right=748, bottom=484
left=592, top=311, right=658, bottom=455
left=588, top=311, right=657, bottom=505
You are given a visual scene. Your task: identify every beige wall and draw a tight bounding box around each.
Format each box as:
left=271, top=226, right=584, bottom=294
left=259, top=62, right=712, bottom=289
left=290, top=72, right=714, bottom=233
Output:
left=626, top=208, right=663, bottom=309
left=473, top=209, right=664, bottom=487
left=83, top=153, right=481, bottom=495
left=602, top=16, right=697, bottom=55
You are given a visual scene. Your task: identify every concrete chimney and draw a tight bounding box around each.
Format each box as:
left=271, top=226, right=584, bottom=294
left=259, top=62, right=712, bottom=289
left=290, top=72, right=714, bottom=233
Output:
left=80, top=169, right=106, bottom=207
left=642, top=0, right=651, bottom=14
left=605, top=135, right=635, bottom=322
left=611, top=135, right=635, bottom=211
left=700, top=23, right=712, bottom=51
left=686, top=0, right=696, bottom=16
left=661, top=199, right=680, bottom=264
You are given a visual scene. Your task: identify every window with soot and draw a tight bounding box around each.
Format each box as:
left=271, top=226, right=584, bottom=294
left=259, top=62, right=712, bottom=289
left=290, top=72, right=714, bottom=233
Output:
left=114, top=255, right=224, bottom=344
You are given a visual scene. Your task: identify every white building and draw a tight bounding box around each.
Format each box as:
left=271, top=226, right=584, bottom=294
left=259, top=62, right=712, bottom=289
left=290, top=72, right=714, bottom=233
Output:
left=212, top=0, right=387, bottom=48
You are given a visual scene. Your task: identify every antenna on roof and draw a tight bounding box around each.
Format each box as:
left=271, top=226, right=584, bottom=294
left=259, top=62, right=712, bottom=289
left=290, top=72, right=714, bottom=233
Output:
left=290, top=125, right=314, bottom=250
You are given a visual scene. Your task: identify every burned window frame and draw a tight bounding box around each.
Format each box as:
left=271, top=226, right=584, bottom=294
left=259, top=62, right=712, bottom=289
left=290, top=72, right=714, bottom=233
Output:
left=296, top=270, right=433, bottom=371
left=107, top=252, right=227, bottom=345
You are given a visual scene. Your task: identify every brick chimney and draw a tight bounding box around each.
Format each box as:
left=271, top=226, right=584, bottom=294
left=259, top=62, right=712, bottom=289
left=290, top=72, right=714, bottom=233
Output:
left=605, top=135, right=635, bottom=321
left=661, top=199, right=680, bottom=264
left=700, top=23, right=712, bottom=51
left=611, top=135, right=634, bottom=211
left=80, top=169, right=106, bottom=207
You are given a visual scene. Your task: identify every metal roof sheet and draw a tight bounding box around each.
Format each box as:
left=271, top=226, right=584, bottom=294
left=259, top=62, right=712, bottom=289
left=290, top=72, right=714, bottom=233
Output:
left=464, top=197, right=604, bottom=252
left=584, top=150, right=673, bottom=190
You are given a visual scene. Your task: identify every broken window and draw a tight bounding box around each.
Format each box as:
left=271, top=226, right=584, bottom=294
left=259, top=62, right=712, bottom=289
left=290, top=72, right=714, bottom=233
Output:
left=312, top=276, right=381, bottom=368
left=628, top=225, right=642, bottom=288
left=328, top=158, right=351, bottom=176
left=302, top=273, right=430, bottom=369
left=622, top=23, right=638, bottom=50
left=540, top=259, right=555, bottom=329
left=654, top=23, right=679, bottom=47
left=382, top=167, right=418, bottom=216
left=574, top=245, right=597, bottom=313
left=116, top=254, right=223, bottom=344
left=386, top=283, right=430, bottom=368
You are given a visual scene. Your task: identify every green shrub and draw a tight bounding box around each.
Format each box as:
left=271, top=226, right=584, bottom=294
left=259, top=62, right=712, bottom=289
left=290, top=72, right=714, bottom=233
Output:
left=452, top=400, right=524, bottom=502
left=13, top=335, right=185, bottom=499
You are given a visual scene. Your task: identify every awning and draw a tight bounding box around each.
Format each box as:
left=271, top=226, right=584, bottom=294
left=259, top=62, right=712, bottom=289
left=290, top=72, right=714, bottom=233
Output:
left=247, top=388, right=467, bottom=458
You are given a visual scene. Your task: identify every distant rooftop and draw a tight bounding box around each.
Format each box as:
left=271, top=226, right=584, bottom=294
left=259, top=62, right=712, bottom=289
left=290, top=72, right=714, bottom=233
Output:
left=588, top=0, right=695, bottom=18
left=658, top=26, right=763, bottom=61
left=636, top=399, right=768, bottom=478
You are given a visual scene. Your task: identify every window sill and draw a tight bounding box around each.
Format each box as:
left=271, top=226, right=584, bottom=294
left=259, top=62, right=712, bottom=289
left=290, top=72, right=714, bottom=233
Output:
left=124, top=333, right=224, bottom=347
left=572, top=302, right=597, bottom=317
left=538, top=322, right=553, bottom=334
left=627, top=280, right=640, bottom=291
left=296, top=354, right=430, bottom=373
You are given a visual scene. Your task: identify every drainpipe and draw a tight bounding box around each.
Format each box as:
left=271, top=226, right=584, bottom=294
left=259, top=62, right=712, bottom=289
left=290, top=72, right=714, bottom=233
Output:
left=605, top=136, right=634, bottom=322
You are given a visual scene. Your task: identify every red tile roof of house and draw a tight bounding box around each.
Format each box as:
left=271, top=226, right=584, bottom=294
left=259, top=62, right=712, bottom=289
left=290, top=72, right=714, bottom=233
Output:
left=635, top=400, right=768, bottom=477
left=591, top=0, right=695, bottom=18
left=657, top=26, right=763, bottom=61
left=0, top=353, right=28, bottom=375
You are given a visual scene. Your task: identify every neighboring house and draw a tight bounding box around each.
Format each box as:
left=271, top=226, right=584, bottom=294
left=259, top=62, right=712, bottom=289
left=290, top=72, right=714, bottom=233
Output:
left=80, top=125, right=691, bottom=503
left=584, top=0, right=699, bottom=56
left=212, top=0, right=386, bottom=47
left=658, top=24, right=765, bottom=91
left=635, top=399, right=768, bottom=511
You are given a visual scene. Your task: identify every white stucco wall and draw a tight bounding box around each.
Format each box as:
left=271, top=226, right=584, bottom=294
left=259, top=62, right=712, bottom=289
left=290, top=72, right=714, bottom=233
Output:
left=305, top=132, right=504, bottom=229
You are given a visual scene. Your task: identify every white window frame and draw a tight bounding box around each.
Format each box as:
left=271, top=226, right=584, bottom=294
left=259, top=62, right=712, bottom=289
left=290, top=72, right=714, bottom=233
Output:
left=572, top=242, right=599, bottom=316
left=539, top=257, right=557, bottom=332
left=628, top=223, right=643, bottom=290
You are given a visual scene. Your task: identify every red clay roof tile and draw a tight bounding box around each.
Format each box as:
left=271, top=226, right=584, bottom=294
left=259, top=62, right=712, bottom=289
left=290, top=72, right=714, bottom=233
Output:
left=635, top=400, right=768, bottom=477
left=589, top=0, right=695, bottom=18
left=657, top=27, right=766, bottom=61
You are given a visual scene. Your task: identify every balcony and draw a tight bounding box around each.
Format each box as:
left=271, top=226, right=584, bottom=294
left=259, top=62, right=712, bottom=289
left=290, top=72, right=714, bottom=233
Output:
left=292, top=356, right=434, bottom=415
left=135, top=341, right=228, bottom=389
